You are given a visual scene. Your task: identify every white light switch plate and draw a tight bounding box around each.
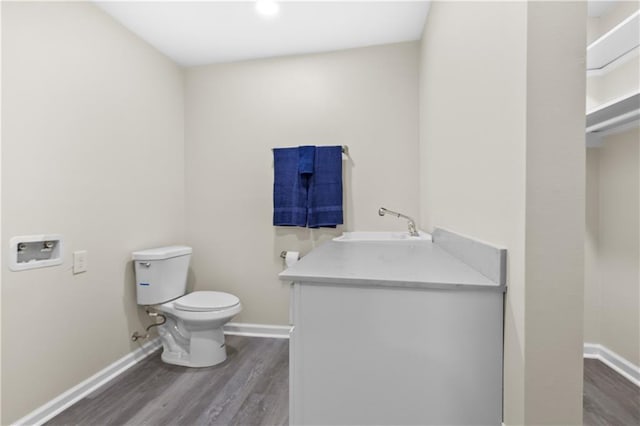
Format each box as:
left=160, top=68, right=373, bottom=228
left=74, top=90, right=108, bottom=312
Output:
left=73, top=250, right=88, bottom=274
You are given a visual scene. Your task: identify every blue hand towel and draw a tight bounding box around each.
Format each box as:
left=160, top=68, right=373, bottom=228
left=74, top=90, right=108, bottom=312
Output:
left=298, top=145, right=315, bottom=175
left=307, top=146, right=343, bottom=228
left=273, top=147, right=308, bottom=226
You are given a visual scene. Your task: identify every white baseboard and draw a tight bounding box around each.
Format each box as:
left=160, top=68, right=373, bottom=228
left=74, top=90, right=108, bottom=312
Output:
left=224, top=322, right=292, bottom=339
left=13, top=338, right=161, bottom=426
left=584, top=343, right=640, bottom=387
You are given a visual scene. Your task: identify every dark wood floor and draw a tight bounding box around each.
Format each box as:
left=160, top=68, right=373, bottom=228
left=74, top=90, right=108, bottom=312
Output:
left=583, top=358, right=640, bottom=426
left=48, top=339, right=638, bottom=426
left=46, top=336, right=288, bottom=426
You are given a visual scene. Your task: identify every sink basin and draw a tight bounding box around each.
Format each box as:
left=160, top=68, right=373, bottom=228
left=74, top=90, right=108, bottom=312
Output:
left=333, top=231, right=432, bottom=242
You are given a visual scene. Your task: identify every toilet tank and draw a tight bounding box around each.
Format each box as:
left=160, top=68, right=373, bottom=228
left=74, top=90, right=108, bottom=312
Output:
left=132, top=246, right=192, bottom=305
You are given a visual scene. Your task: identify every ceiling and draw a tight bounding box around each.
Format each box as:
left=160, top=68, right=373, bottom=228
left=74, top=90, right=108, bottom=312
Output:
left=94, top=1, right=620, bottom=67
left=95, top=1, right=431, bottom=67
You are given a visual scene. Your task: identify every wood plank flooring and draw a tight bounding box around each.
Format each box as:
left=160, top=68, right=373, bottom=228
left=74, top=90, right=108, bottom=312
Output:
left=583, top=358, right=640, bottom=426
left=47, top=339, right=638, bottom=426
left=46, top=336, right=288, bottom=426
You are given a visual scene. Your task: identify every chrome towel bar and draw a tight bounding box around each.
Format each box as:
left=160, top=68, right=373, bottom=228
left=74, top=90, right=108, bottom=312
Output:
left=271, top=145, right=349, bottom=155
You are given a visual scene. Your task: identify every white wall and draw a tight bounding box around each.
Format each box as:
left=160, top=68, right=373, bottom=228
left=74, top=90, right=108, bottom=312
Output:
left=597, top=130, right=640, bottom=365
left=0, top=2, right=3, bottom=422
left=585, top=129, right=640, bottom=366
left=1, top=2, right=185, bottom=423
left=184, top=42, right=420, bottom=325
left=419, top=2, right=585, bottom=424
left=584, top=1, right=640, bottom=367
left=523, top=4, right=586, bottom=423
left=585, top=150, right=601, bottom=344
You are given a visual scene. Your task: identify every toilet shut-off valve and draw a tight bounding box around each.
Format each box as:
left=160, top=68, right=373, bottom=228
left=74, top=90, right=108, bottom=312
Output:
left=131, top=308, right=167, bottom=342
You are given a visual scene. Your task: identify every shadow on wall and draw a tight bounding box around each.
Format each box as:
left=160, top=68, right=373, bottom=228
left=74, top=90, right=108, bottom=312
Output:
left=344, top=155, right=355, bottom=229
left=186, top=267, right=197, bottom=294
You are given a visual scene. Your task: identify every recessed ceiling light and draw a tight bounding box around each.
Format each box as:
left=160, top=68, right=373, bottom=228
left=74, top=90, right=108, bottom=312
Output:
left=256, top=0, right=280, bottom=18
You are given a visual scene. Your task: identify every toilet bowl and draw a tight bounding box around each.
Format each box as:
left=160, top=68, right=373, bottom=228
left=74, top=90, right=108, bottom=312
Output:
left=132, top=246, right=241, bottom=368
left=155, top=291, right=241, bottom=367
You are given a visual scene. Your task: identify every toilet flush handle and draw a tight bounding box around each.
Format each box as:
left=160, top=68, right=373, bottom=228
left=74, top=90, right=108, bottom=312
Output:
left=140, top=262, right=151, bottom=267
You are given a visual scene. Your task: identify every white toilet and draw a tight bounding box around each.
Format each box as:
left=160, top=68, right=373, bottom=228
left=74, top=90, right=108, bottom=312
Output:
left=132, top=245, right=241, bottom=367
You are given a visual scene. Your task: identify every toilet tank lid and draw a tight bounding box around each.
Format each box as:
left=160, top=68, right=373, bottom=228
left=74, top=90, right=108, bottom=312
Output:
left=132, top=245, right=192, bottom=261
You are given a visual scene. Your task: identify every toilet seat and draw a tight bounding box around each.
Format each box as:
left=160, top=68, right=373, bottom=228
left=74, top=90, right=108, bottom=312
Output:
left=174, top=291, right=240, bottom=312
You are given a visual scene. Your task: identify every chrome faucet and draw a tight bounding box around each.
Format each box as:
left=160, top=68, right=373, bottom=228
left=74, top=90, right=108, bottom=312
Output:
left=378, top=207, right=419, bottom=237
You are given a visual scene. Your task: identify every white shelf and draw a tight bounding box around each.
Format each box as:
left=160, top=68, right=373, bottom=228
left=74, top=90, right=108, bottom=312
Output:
left=586, top=91, right=640, bottom=147
left=587, top=10, right=640, bottom=75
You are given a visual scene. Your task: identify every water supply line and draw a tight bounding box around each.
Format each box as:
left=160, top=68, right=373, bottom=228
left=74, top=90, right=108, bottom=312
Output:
left=131, top=308, right=167, bottom=342
left=378, top=207, right=419, bottom=237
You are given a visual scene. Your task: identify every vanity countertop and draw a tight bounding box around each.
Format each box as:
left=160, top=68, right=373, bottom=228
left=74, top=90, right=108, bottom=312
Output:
left=279, top=240, right=505, bottom=292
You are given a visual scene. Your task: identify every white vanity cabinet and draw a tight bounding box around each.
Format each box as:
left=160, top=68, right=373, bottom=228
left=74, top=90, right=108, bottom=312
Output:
left=281, top=233, right=506, bottom=426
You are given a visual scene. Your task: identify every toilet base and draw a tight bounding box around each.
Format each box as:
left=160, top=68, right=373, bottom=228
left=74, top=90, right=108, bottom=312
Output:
left=159, top=326, right=228, bottom=368
left=153, top=298, right=241, bottom=368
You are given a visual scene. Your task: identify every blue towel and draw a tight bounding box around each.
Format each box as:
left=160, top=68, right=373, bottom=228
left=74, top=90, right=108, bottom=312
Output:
left=307, top=146, right=343, bottom=228
left=298, top=146, right=315, bottom=175
left=273, top=148, right=308, bottom=226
